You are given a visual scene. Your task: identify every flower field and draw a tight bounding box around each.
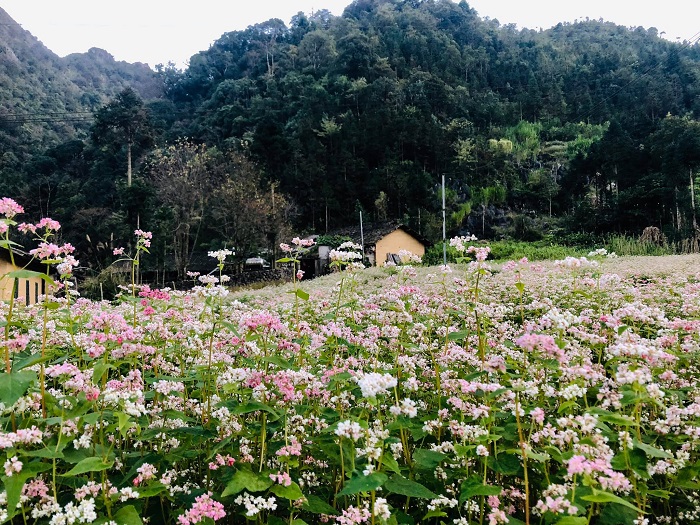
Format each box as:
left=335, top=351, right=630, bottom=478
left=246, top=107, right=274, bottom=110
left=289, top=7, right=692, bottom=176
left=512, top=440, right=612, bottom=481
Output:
left=2, top=207, right=700, bottom=525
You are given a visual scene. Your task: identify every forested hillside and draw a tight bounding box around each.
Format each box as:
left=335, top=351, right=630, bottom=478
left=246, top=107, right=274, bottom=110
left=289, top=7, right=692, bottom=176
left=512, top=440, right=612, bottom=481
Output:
left=0, top=7, right=162, bottom=154
left=1, top=0, right=700, bottom=283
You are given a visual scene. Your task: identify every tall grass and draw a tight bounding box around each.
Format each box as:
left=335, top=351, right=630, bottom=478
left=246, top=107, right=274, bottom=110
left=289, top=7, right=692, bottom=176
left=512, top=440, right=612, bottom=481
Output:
left=486, top=240, right=589, bottom=261
left=424, top=240, right=590, bottom=264
left=424, top=234, right=700, bottom=266
left=605, top=234, right=700, bottom=256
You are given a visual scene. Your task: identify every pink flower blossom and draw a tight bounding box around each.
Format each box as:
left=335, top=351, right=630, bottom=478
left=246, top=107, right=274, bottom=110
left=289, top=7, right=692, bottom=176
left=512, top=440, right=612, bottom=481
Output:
left=0, top=197, right=23, bottom=218
left=4, top=456, right=22, bottom=476
left=36, top=217, right=61, bottom=231
left=177, top=494, right=226, bottom=525
left=270, top=471, right=293, bottom=486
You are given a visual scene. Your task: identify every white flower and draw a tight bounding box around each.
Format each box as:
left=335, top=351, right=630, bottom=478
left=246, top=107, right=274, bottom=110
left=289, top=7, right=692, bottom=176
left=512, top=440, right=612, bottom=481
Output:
left=374, top=497, right=391, bottom=520
left=335, top=420, right=364, bottom=440
left=234, top=492, right=277, bottom=517
left=208, top=249, right=234, bottom=262
left=356, top=372, right=398, bottom=398
left=3, top=456, right=22, bottom=476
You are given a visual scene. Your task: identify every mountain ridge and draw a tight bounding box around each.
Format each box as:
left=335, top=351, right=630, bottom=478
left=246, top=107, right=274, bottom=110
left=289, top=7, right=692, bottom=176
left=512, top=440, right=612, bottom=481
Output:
left=0, top=7, right=162, bottom=152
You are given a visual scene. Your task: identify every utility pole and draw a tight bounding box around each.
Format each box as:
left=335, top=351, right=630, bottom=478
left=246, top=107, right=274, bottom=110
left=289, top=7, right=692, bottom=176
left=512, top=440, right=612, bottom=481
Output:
left=442, top=174, right=446, bottom=266
left=360, top=210, right=365, bottom=263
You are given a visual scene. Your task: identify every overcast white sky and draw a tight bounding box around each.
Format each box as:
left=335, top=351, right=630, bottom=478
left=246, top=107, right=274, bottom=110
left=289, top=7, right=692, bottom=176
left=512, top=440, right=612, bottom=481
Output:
left=3, top=1, right=698, bottom=70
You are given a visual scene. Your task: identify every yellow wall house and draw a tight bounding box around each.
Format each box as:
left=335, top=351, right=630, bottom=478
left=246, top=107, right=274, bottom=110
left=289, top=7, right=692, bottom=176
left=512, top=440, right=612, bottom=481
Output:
left=0, top=249, right=47, bottom=306
left=373, top=227, right=426, bottom=266
left=319, top=222, right=429, bottom=269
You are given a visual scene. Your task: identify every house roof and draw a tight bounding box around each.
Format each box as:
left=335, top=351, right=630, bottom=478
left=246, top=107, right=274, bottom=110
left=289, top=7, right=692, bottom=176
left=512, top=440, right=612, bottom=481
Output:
left=0, top=247, right=46, bottom=272
left=322, top=221, right=431, bottom=247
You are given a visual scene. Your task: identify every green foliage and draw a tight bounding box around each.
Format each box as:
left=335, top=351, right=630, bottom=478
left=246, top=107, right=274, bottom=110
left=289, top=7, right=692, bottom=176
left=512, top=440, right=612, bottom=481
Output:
left=315, top=234, right=353, bottom=248
left=486, top=240, right=589, bottom=261
left=424, top=240, right=591, bottom=265
left=4, top=2, right=700, bottom=276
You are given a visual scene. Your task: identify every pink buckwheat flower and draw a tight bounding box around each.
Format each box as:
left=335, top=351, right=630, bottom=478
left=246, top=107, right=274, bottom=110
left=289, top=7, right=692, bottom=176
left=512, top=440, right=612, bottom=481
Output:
left=270, top=471, right=293, bottom=486
left=276, top=436, right=302, bottom=457
left=0, top=197, right=24, bottom=218
left=17, top=222, right=36, bottom=234
left=35, top=217, right=61, bottom=231
left=133, top=463, right=158, bottom=486
left=177, top=494, right=226, bottom=525
left=336, top=505, right=371, bottom=525
left=4, top=456, right=22, bottom=476
left=530, top=407, right=546, bottom=425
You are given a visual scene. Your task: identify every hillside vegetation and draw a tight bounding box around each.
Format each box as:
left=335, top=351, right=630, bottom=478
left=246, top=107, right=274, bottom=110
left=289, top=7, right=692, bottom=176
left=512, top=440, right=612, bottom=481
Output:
left=1, top=0, right=700, bottom=283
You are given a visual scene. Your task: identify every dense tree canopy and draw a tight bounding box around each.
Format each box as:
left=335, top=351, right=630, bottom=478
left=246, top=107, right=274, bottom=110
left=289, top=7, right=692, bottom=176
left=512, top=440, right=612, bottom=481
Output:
left=2, top=0, right=700, bottom=281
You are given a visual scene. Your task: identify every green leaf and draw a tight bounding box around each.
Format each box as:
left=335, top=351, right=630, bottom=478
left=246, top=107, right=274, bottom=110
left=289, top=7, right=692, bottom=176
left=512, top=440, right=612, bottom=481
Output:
left=295, top=289, right=309, bottom=301
left=221, top=468, right=274, bottom=497
left=380, top=454, right=401, bottom=475
left=558, top=400, right=579, bottom=414
left=11, top=352, right=48, bottom=372
left=514, top=281, right=525, bottom=293
left=632, top=439, right=672, bottom=459
left=20, top=443, right=66, bottom=459
left=545, top=446, right=564, bottom=463
left=6, top=269, right=55, bottom=285
left=384, top=475, right=437, bottom=499
left=598, top=501, right=638, bottom=525
left=595, top=413, right=636, bottom=427
left=412, top=449, right=446, bottom=470
left=228, top=401, right=281, bottom=421
left=117, top=411, right=134, bottom=437
left=113, top=505, right=144, bottom=525
left=0, top=239, right=22, bottom=249
left=487, top=453, right=521, bottom=475
left=133, top=482, right=167, bottom=498
left=337, top=472, right=387, bottom=496
left=92, top=362, right=114, bottom=384
left=302, top=495, right=339, bottom=515
left=460, top=477, right=502, bottom=502
left=263, top=356, right=295, bottom=370
left=645, top=489, right=672, bottom=499
left=555, top=518, right=588, bottom=525
left=3, top=473, right=26, bottom=520
left=270, top=481, right=305, bottom=500
left=0, top=370, right=37, bottom=407
left=393, top=510, right=415, bottom=524
left=447, top=330, right=469, bottom=341
left=581, top=490, right=643, bottom=513
left=64, top=456, right=114, bottom=476
left=508, top=447, right=549, bottom=462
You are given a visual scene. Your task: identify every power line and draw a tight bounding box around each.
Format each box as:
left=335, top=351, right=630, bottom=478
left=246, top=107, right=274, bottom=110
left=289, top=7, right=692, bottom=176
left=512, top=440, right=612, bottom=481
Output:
left=0, top=110, right=95, bottom=125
